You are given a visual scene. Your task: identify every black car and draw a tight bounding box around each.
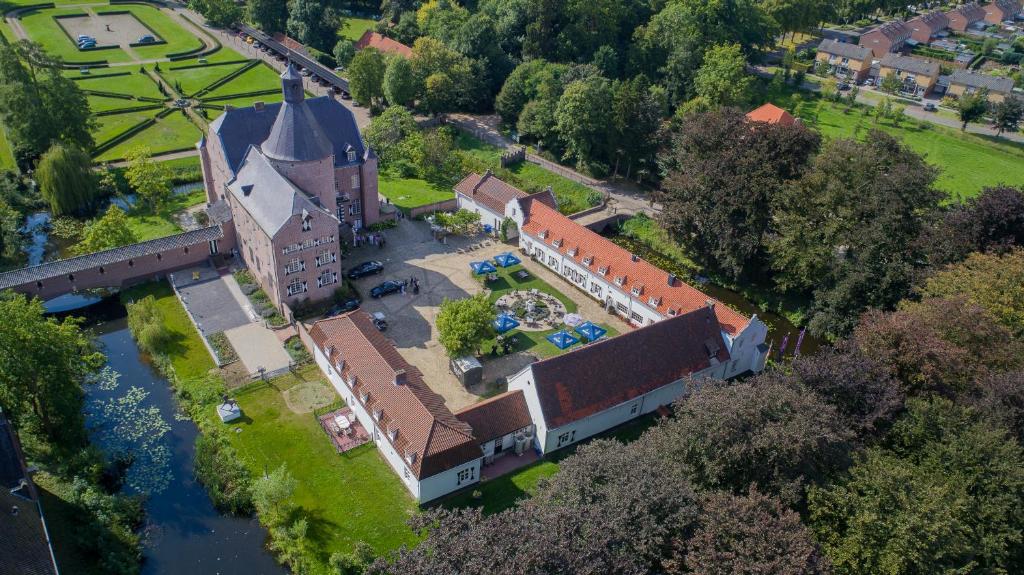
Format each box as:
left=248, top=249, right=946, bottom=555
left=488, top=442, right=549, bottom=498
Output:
left=347, top=260, right=384, bottom=279
left=370, top=280, right=407, bottom=298
left=326, top=298, right=361, bottom=316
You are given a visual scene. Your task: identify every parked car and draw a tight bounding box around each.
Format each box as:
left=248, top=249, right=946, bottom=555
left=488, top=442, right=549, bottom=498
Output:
left=137, top=35, right=156, bottom=44
left=347, top=260, right=384, bottom=279
left=327, top=297, right=361, bottom=316
left=838, top=82, right=851, bottom=91
left=300, top=68, right=312, bottom=77
left=923, top=102, right=937, bottom=112
left=370, top=280, right=407, bottom=299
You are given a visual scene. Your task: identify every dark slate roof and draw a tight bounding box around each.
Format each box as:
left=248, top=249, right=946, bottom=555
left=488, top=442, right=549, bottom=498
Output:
left=455, top=390, right=533, bottom=444
left=528, top=306, right=731, bottom=429
left=0, top=412, right=59, bottom=575
left=880, top=53, right=940, bottom=76
left=817, top=39, right=872, bottom=60
left=227, top=148, right=332, bottom=237
left=261, top=82, right=334, bottom=162
left=0, top=226, right=224, bottom=289
left=0, top=413, right=25, bottom=490
left=950, top=70, right=1015, bottom=93
left=209, top=96, right=366, bottom=175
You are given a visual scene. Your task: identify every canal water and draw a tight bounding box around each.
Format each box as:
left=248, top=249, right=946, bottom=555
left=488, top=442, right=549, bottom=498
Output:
left=605, top=233, right=821, bottom=357
left=83, top=306, right=285, bottom=575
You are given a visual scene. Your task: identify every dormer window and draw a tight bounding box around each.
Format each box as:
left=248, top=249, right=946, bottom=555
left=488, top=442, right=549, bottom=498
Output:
left=538, top=230, right=548, bottom=239
left=373, top=409, right=382, bottom=421
left=648, top=296, right=661, bottom=307
left=302, top=217, right=312, bottom=232
left=334, top=359, right=345, bottom=372
left=598, top=266, right=608, bottom=276
left=667, top=308, right=678, bottom=317
left=552, top=238, right=562, bottom=248
left=405, top=451, right=417, bottom=465
left=567, top=247, right=577, bottom=257
left=347, top=150, right=357, bottom=162
left=582, top=255, right=593, bottom=265
left=388, top=428, right=398, bottom=441
left=631, top=284, right=643, bottom=296
left=359, top=391, right=368, bottom=403
left=614, top=275, right=626, bottom=286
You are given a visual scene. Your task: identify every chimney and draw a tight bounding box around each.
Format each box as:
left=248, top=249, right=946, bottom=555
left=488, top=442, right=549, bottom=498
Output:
left=667, top=273, right=676, bottom=286
left=253, top=101, right=265, bottom=111
left=705, top=299, right=716, bottom=310
left=393, top=369, right=407, bottom=386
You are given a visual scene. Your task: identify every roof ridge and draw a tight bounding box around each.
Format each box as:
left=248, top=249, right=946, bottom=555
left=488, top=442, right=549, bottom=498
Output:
left=453, top=389, right=523, bottom=414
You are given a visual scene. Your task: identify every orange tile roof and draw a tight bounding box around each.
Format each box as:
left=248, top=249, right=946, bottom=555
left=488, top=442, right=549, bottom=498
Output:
left=454, top=171, right=530, bottom=215
left=454, top=390, right=533, bottom=444
left=310, top=312, right=481, bottom=478
left=355, top=30, right=413, bottom=59
left=521, top=200, right=750, bottom=335
left=745, top=103, right=797, bottom=126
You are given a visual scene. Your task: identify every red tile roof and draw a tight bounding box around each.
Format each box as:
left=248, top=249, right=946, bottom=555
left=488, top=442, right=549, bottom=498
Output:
left=272, top=33, right=307, bottom=54
left=310, top=312, right=481, bottom=478
left=746, top=103, right=797, bottom=126
left=355, top=30, right=413, bottom=59
left=454, top=171, right=530, bottom=215
left=520, top=199, right=750, bottom=335
left=454, top=390, right=533, bottom=444
left=528, top=306, right=731, bottom=428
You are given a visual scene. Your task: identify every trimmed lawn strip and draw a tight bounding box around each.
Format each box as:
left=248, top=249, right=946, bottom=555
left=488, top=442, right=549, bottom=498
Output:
left=203, top=62, right=283, bottom=98
left=378, top=173, right=454, bottom=212
left=339, top=17, right=375, bottom=41
left=74, top=72, right=164, bottom=99
left=225, top=368, right=421, bottom=557
left=171, top=43, right=248, bottom=65
left=93, top=109, right=155, bottom=144
left=95, top=111, right=201, bottom=162
left=455, top=133, right=595, bottom=215
left=795, top=99, right=1024, bottom=200
left=20, top=8, right=133, bottom=64
left=159, top=60, right=248, bottom=96
left=110, top=4, right=203, bottom=61
left=119, top=281, right=215, bottom=379
left=203, top=90, right=284, bottom=110
left=88, top=94, right=157, bottom=113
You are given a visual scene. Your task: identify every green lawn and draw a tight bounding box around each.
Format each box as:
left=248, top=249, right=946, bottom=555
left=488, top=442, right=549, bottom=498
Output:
left=455, top=133, right=597, bottom=215
left=93, top=110, right=154, bottom=144
left=72, top=72, right=165, bottom=99
left=120, top=281, right=215, bottom=379
left=795, top=99, right=1024, bottom=200
left=225, top=368, right=421, bottom=558
left=20, top=8, right=133, bottom=64
left=104, top=4, right=203, bottom=61
left=95, top=111, right=202, bottom=162
left=476, top=263, right=620, bottom=359
left=122, top=188, right=204, bottom=242
left=171, top=43, right=248, bottom=65
left=202, top=62, right=282, bottom=98
left=88, top=94, right=157, bottom=113
left=340, top=17, right=376, bottom=41
left=0, top=122, right=15, bottom=171
left=204, top=90, right=284, bottom=110
left=159, top=61, right=248, bottom=96
left=378, top=173, right=454, bottom=212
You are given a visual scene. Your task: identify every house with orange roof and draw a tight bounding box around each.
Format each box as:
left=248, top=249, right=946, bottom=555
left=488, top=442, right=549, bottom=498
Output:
left=454, top=170, right=531, bottom=236
left=745, top=103, right=798, bottom=126
left=355, top=30, right=413, bottom=59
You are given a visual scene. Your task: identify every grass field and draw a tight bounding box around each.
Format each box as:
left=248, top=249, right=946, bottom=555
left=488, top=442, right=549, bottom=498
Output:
left=795, top=99, right=1024, bottom=200
left=204, top=90, right=284, bottom=110
left=160, top=61, right=248, bottom=96
left=0, top=123, right=15, bottom=171
left=225, top=368, right=421, bottom=558
left=72, top=72, right=164, bottom=99
left=378, top=173, right=454, bottom=212
left=93, top=110, right=153, bottom=144
left=455, top=133, right=597, bottom=215
left=122, top=188, right=205, bottom=241
left=340, top=17, right=376, bottom=41
left=202, top=62, right=282, bottom=98
left=19, top=7, right=134, bottom=64
left=87, top=94, right=158, bottom=113
left=120, top=281, right=216, bottom=378
left=95, top=111, right=202, bottom=161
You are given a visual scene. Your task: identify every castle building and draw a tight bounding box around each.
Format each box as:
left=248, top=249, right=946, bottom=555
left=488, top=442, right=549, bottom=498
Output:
left=199, top=64, right=380, bottom=311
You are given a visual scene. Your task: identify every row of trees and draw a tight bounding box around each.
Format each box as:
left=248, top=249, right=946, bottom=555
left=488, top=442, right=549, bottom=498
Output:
left=367, top=245, right=1024, bottom=575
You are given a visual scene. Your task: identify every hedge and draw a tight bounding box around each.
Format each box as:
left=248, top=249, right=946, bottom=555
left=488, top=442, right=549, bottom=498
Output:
left=192, top=59, right=260, bottom=98
left=167, top=59, right=249, bottom=71
left=95, top=104, right=164, bottom=116
left=167, top=13, right=223, bottom=61
left=92, top=117, right=157, bottom=155
left=203, top=88, right=280, bottom=101
left=69, top=71, right=132, bottom=81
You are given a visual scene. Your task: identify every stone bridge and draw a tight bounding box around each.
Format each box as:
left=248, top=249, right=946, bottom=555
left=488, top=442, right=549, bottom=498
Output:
left=0, top=226, right=226, bottom=301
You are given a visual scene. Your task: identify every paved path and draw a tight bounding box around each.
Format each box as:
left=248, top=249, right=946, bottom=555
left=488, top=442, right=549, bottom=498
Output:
left=224, top=323, right=293, bottom=375
left=446, top=113, right=659, bottom=222
left=102, top=148, right=198, bottom=168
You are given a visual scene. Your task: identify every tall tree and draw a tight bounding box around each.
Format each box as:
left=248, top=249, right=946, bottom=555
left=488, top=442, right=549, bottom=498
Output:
left=124, top=146, right=172, bottom=213
left=658, top=108, right=820, bottom=281
left=693, top=43, right=753, bottom=107
left=35, top=142, right=98, bottom=216
left=918, top=249, right=1024, bottom=338
left=348, top=48, right=387, bottom=108
left=0, top=198, right=21, bottom=266
left=383, top=56, right=419, bottom=107
left=922, top=185, right=1024, bottom=265
left=554, top=76, right=612, bottom=170
left=0, top=292, right=104, bottom=447
left=957, top=89, right=988, bottom=131
left=992, top=96, right=1023, bottom=136
left=73, top=205, right=139, bottom=255
left=246, top=0, right=288, bottom=33
left=363, top=105, right=418, bottom=165
left=770, top=132, right=942, bottom=338
left=610, top=75, right=667, bottom=179
left=286, top=0, right=340, bottom=52
left=436, top=293, right=495, bottom=356
left=333, top=39, right=356, bottom=69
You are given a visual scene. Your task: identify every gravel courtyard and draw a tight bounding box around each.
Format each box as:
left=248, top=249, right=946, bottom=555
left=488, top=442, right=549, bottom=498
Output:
left=57, top=13, right=159, bottom=48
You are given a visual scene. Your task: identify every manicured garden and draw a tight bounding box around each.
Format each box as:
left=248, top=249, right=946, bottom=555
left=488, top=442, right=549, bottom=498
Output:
left=340, top=17, right=376, bottom=41
left=378, top=173, right=454, bottom=212
left=159, top=61, right=249, bottom=96
left=455, top=132, right=599, bottom=215
left=201, top=61, right=282, bottom=98
left=95, top=111, right=202, bottom=162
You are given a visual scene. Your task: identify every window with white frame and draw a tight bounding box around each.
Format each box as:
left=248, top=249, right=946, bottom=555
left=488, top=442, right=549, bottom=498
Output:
left=631, top=284, right=643, bottom=296
left=317, top=270, right=338, bottom=288
left=615, top=276, right=626, bottom=286
left=347, top=150, right=357, bottom=162
left=630, top=403, right=639, bottom=415
left=302, top=217, right=312, bottom=232
left=351, top=173, right=360, bottom=189
left=315, top=249, right=335, bottom=267
left=556, top=430, right=576, bottom=447
left=286, top=277, right=307, bottom=296
left=350, top=199, right=362, bottom=216
left=284, top=258, right=305, bottom=274
left=616, top=302, right=628, bottom=314
left=456, top=467, right=475, bottom=485
left=547, top=255, right=558, bottom=267
left=630, top=310, right=643, bottom=323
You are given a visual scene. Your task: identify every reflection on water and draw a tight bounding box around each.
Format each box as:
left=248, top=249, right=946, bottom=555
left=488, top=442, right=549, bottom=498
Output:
left=81, top=314, right=286, bottom=575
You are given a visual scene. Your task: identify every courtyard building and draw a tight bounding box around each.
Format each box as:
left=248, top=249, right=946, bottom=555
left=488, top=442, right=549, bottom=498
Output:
left=946, top=2, right=987, bottom=31
left=878, top=53, right=941, bottom=96
left=815, top=39, right=873, bottom=82
left=859, top=21, right=912, bottom=58
left=200, top=63, right=381, bottom=312
left=454, top=390, right=535, bottom=466
left=454, top=170, right=532, bottom=236
left=947, top=70, right=1017, bottom=102
left=906, top=11, right=950, bottom=43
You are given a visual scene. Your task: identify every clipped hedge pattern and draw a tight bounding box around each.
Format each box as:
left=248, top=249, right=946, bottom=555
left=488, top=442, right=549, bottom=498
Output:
left=192, top=59, right=260, bottom=97
left=92, top=116, right=156, bottom=155
left=95, top=104, right=164, bottom=116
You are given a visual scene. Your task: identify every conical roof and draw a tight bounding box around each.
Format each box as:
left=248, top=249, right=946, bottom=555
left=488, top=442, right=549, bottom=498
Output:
left=261, top=65, right=333, bottom=162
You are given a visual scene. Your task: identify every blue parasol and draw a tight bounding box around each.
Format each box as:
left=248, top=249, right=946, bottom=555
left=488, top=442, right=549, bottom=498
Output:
left=493, top=252, right=522, bottom=268
left=574, top=321, right=607, bottom=342
left=470, top=261, right=497, bottom=275
left=546, top=330, right=579, bottom=350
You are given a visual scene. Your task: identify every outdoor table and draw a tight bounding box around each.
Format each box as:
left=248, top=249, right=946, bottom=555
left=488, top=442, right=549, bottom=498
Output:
left=334, top=415, right=351, bottom=431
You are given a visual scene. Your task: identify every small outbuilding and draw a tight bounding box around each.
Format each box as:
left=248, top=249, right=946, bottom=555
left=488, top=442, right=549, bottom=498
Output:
left=217, top=397, right=242, bottom=423
left=450, top=355, right=483, bottom=387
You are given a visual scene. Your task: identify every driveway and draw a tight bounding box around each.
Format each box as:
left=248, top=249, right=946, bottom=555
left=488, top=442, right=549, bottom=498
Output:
left=223, top=323, right=293, bottom=376
left=171, top=266, right=251, bottom=335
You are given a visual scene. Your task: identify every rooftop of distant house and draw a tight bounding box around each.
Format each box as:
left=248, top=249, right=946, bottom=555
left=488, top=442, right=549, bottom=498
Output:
left=745, top=103, right=797, bottom=126
left=355, top=30, right=413, bottom=59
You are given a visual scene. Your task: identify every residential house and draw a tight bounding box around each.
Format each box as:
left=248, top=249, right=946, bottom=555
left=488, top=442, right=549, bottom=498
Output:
left=879, top=53, right=941, bottom=95
left=859, top=21, right=912, bottom=57
left=355, top=30, right=413, bottom=59
left=507, top=306, right=737, bottom=455
left=200, top=64, right=381, bottom=312
left=310, top=312, right=484, bottom=503
left=508, top=187, right=768, bottom=372
left=454, top=171, right=531, bottom=237
left=815, top=39, right=873, bottom=81
left=0, top=409, right=60, bottom=575
left=454, top=390, right=535, bottom=467
left=746, top=103, right=798, bottom=126
left=907, top=11, right=950, bottom=43
left=946, top=2, right=987, bottom=31
left=947, top=69, right=1016, bottom=102
left=984, top=0, right=1021, bottom=24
